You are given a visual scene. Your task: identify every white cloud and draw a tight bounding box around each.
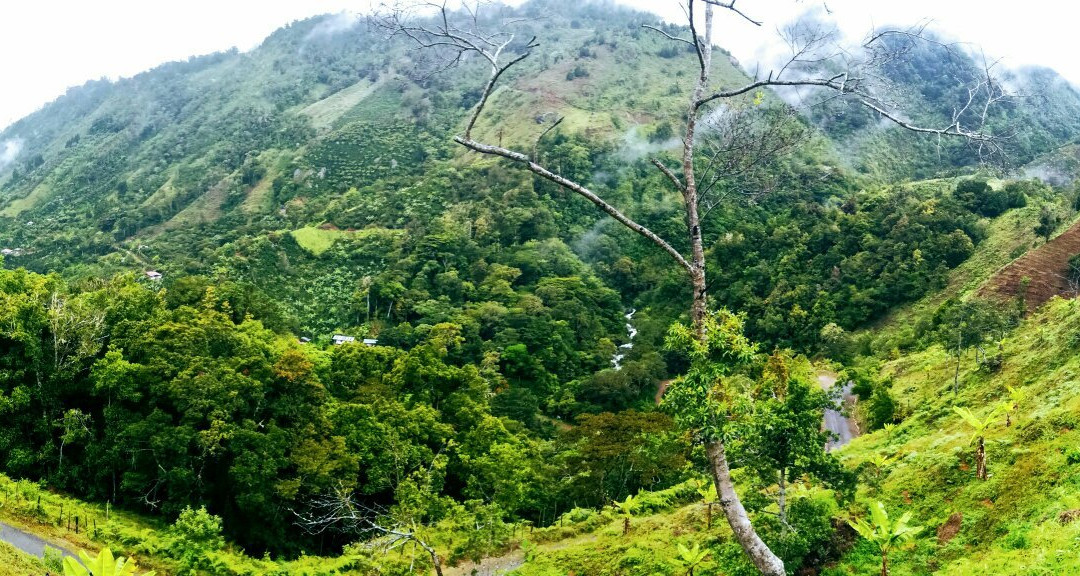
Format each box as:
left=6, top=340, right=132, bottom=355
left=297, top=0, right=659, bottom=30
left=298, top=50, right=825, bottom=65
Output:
left=305, top=11, right=362, bottom=42
left=2, top=0, right=1079, bottom=131
left=0, top=138, right=23, bottom=170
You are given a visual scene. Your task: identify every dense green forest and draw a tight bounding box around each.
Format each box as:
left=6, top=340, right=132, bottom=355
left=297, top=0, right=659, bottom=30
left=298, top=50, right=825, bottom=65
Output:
left=4, top=0, right=1080, bottom=575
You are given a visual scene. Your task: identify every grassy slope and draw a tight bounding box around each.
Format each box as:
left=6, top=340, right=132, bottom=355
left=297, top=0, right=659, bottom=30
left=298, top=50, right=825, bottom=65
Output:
left=291, top=225, right=344, bottom=255
left=0, top=541, right=46, bottom=576
left=864, top=181, right=1077, bottom=354
left=0, top=474, right=368, bottom=576
left=835, top=297, right=1080, bottom=575
left=496, top=307, right=1080, bottom=576
left=490, top=195, right=1080, bottom=575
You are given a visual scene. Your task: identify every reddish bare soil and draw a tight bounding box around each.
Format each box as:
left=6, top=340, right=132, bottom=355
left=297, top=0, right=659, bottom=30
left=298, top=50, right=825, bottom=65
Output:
left=977, top=220, right=1080, bottom=313
left=655, top=379, right=672, bottom=405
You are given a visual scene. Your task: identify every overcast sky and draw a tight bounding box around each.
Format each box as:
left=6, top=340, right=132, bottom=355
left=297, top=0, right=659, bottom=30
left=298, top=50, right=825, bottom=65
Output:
left=1, top=1, right=1074, bottom=131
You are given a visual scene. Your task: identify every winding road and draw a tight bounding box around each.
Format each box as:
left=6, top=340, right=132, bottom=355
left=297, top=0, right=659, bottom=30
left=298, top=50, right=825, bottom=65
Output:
left=0, top=520, right=81, bottom=566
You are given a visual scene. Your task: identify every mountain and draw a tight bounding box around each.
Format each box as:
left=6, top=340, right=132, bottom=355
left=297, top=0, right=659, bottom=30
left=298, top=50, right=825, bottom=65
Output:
left=3, top=1, right=1080, bottom=574
left=2, top=2, right=1079, bottom=337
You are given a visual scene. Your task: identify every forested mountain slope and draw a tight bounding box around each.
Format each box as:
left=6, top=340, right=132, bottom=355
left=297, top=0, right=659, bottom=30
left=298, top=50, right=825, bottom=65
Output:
left=1, top=0, right=1079, bottom=341
left=3, top=1, right=1080, bottom=574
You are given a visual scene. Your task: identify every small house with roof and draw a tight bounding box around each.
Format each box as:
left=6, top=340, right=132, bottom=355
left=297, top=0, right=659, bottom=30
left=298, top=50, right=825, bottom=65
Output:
left=332, top=335, right=356, bottom=345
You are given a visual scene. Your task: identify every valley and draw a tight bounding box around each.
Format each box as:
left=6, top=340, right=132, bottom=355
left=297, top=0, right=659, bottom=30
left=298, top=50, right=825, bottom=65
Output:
left=3, top=1, right=1080, bottom=575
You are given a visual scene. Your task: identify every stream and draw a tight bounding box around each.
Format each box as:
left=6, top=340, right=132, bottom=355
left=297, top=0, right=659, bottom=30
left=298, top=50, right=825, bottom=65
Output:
left=817, top=372, right=860, bottom=450
left=610, top=309, right=637, bottom=370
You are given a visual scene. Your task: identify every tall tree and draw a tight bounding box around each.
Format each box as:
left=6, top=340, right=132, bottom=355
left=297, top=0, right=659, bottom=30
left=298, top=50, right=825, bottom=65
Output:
left=379, top=1, right=1005, bottom=572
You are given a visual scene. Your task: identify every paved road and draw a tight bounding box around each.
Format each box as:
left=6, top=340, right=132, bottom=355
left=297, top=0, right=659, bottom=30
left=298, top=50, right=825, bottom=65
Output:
left=0, top=520, right=81, bottom=565
left=818, top=373, right=860, bottom=451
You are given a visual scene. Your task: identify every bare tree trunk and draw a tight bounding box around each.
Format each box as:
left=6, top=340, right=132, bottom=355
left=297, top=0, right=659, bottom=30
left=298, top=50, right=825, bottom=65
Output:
left=881, top=551, right=889, bottom=576
left=683, top=3, right=711, bottom=340
left=976, top=436, right=987, bottom=481
left=777, top=469, right=787, bottom=527
left=377, top=3, right=1007, bottom=574
left=953, top=330, right=962, bottom=396
left=707, top=441, right=786, bottom=576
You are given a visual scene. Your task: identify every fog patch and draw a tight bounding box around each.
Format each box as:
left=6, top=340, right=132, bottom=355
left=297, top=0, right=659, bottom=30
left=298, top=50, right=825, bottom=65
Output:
left=305, top=12, right=362, bottom=43
left=617, top=125, right=679, bottom=162
left=0, top=138, right=23, bottom=170
left=1023, top=164, right=1071, bottom=187
left=573, top=217, right=614, bottom=261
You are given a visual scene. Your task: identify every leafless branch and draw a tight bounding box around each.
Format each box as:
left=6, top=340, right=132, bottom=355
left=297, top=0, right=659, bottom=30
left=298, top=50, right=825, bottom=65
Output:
left=456, top=134, right=694, bottom=273
left=701, top=0, right=762, bottom=26
left=696, top=101, right=809, bottom=209
left=533, top=116, right=563, bottom=162
left=374, top=2, right=538, bottom=138
left=641, top=24, right=695, bottom=47
left=652, top=159, right=687, bottom=194
left=294, top=484, right=445, bottom=575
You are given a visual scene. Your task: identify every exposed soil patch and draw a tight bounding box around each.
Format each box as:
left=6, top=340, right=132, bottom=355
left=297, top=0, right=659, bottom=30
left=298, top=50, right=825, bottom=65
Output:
left=1059, top=509, right=1080, bottom=525
left=655, top=379, right=672, bottom=405
left=445, top=550, right=525, bottom=576
left=977, top=219, right=1080, bottom=313
left=937, top=512, right=963, bottom=545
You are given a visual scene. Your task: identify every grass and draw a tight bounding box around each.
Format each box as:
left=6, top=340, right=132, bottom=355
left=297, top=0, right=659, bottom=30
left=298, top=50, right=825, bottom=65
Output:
left=240, top=149, right=291, bottom=216
left=0, top=182, right=51, bottom=217
left=0, top=474, right=374, bottom=575
left=490, top=298, right=1080, bottom=576
left=830, top=297, right=1080, bottom=574
left=863, top=189, right=1076, bottom=355
left=301, top=77, right=385, bottom=132
left=160, top=176, right=229, bottom=231
left=0, top=541, right=46, bottom=576
left=291, top=225, right=345, bottom=256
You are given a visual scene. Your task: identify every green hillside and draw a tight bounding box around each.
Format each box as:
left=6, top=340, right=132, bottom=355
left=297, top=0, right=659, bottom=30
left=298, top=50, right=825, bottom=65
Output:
left=3, top=0, right=1080, bottom=575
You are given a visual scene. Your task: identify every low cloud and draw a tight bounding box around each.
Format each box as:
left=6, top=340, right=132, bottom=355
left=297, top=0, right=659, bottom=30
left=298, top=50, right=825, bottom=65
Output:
left=0, top=138, right=23, bottom=170
left=305, top=12, right=362, bottom=43
left=616, top=125, right=680, bottom=163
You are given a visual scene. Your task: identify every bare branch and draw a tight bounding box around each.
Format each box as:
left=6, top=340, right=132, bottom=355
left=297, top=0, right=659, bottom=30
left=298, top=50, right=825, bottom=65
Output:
left=380, top=2, right=692, bottom=274
left=701, top=0, right=762, bottom=26
left=641, top=24, right=695, bottom=47
left=652, top=158, right=686, bottom=194
left=294, top=485, right=444, bottom=575
left=456, top=135, right=694, bottom=274
left=464, top=45, right=535, bottom=138
left=533, top=116, right=563, bottom=162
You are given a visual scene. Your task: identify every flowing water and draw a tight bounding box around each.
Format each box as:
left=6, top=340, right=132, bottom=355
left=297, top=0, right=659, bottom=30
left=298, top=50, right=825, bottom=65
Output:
left=611, top=309, right=637, bottom=370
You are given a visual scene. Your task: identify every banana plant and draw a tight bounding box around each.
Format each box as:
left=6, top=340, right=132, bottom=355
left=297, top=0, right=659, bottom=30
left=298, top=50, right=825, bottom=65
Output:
left=882, top=422, right=896, bottom=441
left=63, top=547, right=156, bottom=576
left=1004, top=385, right=1026, bottom=427
left=954, top=405, right=1003, bottom=480
left=673, top=542, right=711, bottom=576
left=693, top=478, right=717, bottom=529
left=848, top=501, right=923, bottom=576
left=613, top=494, right=636, bottom=536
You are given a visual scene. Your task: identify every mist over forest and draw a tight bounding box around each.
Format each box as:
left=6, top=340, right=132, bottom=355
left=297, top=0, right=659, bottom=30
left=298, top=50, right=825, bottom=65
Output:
left=2, top=1, right=1080, bottom=575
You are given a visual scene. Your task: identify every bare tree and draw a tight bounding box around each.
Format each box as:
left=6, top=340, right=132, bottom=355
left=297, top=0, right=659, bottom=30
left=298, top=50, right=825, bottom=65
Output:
left=377, top=1, right=1006, bottom=574
left=48, top=290, right=106, bottom=377
left=295, top=484, right=445, bottom=576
